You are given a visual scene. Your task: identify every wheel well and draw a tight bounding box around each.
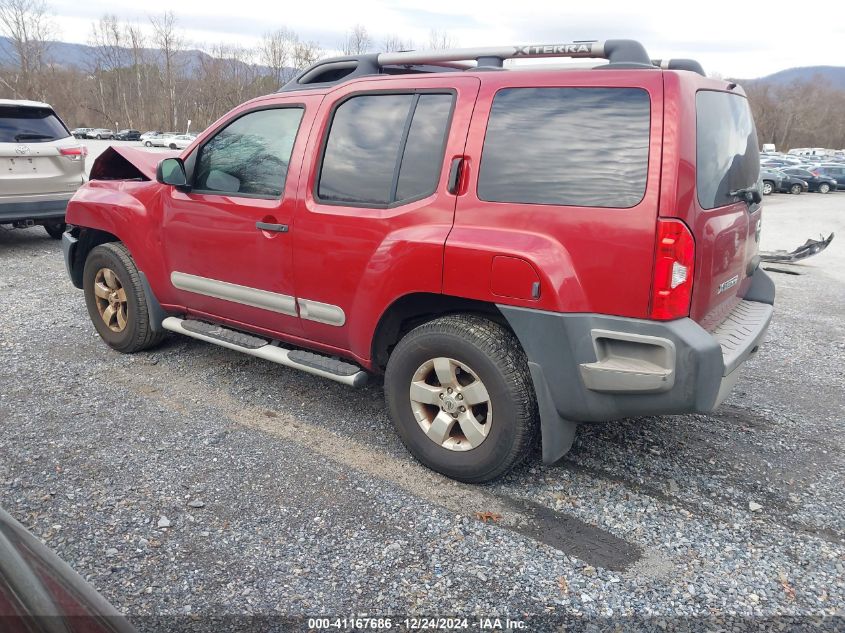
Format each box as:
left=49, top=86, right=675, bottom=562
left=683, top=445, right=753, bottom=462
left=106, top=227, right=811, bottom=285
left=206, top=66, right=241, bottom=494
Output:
left=68, top=226, right=120, bottom=288
left=371, top=293, right=510, bottom=372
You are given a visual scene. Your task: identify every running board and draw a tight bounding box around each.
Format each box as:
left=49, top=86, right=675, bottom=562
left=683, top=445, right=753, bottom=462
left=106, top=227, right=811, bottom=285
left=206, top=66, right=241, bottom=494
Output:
left=161, top=317, right=368, bottom=387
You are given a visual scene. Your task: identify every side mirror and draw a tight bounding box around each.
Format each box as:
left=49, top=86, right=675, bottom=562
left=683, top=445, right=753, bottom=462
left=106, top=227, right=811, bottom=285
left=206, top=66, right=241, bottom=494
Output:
left=156, top=158, right=187, bottom=187
left=746, top=190, right=762, bottom=205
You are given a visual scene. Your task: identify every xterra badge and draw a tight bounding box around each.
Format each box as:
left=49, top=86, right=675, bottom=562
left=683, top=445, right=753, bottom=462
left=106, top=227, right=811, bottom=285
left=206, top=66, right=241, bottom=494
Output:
left=717, top=275, right=739, bottom=294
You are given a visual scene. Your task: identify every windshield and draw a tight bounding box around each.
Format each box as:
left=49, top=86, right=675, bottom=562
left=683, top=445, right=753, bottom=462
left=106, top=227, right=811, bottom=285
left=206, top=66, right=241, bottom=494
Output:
left=695, top=90, right=759, bottom=209
left=0, top=105, right=70, bottom=143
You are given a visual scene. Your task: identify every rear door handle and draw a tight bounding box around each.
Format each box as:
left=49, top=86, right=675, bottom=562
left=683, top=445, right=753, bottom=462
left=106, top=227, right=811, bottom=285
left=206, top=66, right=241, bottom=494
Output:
left=256, top=221, right=288, bottom=233
left=447, top=157, right=464, bottom=195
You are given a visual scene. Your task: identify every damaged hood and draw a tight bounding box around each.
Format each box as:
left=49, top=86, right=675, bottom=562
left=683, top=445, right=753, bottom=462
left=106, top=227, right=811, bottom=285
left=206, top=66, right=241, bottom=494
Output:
left=89, top=145, right=179, bottom=181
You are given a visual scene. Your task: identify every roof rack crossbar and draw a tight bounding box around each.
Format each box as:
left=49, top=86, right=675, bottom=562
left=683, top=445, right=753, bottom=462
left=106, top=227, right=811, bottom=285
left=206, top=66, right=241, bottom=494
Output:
left=377, top=39, right=651, bottom=67
left=280, top=40, right=706, bottom=92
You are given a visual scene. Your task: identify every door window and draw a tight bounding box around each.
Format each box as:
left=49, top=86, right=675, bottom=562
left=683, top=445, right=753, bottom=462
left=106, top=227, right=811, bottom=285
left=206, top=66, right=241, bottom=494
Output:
left=317, top=92, right=454, bottom=207
left=194, top=107, right=304, bottom=198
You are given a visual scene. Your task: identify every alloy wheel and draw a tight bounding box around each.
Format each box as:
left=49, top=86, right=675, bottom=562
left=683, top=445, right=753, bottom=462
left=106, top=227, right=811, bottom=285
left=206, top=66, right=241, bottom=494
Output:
left=93, top=268, right=129, bottom=332
left=409, top=357, right=492, bottom=451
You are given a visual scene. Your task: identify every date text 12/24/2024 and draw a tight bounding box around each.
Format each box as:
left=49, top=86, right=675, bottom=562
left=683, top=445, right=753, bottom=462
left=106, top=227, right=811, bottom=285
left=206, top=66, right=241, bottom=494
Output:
left=307, top=617, right=527, bottom=630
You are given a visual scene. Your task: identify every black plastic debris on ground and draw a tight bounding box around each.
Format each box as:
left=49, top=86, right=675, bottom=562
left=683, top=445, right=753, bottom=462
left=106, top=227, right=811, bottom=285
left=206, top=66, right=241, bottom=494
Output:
left=760, top=232, right=834, bottom=263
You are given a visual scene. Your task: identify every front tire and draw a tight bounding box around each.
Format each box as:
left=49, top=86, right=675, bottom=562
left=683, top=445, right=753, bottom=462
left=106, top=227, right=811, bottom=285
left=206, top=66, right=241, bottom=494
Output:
left=96, top=134, right=102, bottom=140
left=384, top=315, right=538, bottom=483
left=818, top=183, right=831, bottom=194
left=761, top=181, right=774, bottom=195
left=169, top=143, right=177, bottom=149
left=790, top=184, right=802, bottom=195
left=42, top=220, right=66, bottom=239
left=83, top=243, right=165, bottom=353
left=144, top=141, right=152, bottom=147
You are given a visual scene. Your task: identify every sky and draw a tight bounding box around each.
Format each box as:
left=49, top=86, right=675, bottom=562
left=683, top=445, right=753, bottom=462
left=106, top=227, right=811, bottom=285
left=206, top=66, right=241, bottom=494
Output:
left=44, top=0, right=845, bottom=78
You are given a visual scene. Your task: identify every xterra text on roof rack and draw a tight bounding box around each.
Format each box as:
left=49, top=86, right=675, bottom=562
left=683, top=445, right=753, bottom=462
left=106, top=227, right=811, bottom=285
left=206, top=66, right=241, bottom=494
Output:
left=62, top=39, right=774, bottom=482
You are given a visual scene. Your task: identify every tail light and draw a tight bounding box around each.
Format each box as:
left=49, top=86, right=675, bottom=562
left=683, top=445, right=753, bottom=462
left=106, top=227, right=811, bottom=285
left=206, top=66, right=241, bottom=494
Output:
left=650, top=218, right=695, bottom=320
left=59, top=146, right=88, bottom=161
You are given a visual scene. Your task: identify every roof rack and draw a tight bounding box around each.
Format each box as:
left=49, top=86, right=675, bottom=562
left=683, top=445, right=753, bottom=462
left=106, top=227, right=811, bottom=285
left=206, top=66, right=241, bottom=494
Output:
left=279, top=39, right=705, bottom=92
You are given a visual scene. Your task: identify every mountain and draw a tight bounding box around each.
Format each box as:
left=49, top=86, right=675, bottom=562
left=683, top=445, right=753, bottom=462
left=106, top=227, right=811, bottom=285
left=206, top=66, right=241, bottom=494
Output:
left=0, top=36, right=275, bottom=76
left=744, top=66, right=845, bottom=90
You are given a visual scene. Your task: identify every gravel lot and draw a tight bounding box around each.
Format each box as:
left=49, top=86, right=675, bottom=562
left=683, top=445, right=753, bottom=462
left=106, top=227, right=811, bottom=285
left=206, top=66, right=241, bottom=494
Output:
left=1, top=167, right=843, bottom=630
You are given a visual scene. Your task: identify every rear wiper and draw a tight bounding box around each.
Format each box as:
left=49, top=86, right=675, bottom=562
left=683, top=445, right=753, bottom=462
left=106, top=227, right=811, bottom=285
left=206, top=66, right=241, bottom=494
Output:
left=14, top=133, right=53, bottom=141
left=729, top=186, right=762, bottom=206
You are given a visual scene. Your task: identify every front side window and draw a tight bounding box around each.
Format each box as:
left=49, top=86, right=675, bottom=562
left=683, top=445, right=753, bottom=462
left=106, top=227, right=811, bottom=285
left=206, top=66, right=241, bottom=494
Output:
left=696, top=90, right=760, bottom=210
left=194, top=107, right=304, bottom=198
left=477, top=87, right=651, bottom=208
left=318, top=92, right=454, bottom=206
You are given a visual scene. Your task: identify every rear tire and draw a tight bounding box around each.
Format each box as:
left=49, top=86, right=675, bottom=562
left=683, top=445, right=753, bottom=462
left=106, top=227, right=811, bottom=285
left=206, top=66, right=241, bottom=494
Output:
left=384, top=314, right=538, bottom=483
left=42, top=221, right=65, bottom=239
left=790, top=184, right=802, bottom=195
left=83, top=242, right=166, bottom=353
left=169, top=143, right=177, bottom=149
left=818, top=182, right=831, bottom=194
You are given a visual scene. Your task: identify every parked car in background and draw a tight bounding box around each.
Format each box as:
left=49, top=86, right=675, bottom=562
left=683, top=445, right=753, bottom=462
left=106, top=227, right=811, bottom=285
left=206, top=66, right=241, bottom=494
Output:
left=774, top=170, right=808, bottom=194
left=0, top=99, right=87, bottom=238
left=71, top=127, right=93, bottom=138
left=760, top=168, right=784, bottom=195
left=781, top=167, right=836, bottom=193
left=114, top=129, right=141, bottom=141
left=140, top=130, right=161, bottom=141
left=85, top=128, right=115, bottom=139
left=810, top=164, right=845, bottom=190
left=167, top=134, right=196, bottom=149
left=145, top=132, right=176, bottom=147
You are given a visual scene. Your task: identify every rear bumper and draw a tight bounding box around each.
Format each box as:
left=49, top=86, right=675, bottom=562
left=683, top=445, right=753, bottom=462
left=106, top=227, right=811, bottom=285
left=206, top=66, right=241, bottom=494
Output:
left=0, top=194, right=72, bottom=223
left=499, top=268, right=775, bottom=463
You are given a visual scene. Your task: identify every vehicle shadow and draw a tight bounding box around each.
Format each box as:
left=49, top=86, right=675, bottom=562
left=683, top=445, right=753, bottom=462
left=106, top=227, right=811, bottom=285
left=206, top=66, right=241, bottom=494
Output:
left=0, top=226, right=58, bottom=249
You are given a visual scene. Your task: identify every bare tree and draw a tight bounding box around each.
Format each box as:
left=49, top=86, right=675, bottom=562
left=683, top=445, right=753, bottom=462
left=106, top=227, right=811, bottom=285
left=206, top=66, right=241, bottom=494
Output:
left=0, top=0, right=54, bottom=98
left=291, top=39, right=321, bottom=70
left=149, top=10, right=183, bottom=130
left=341, top=24, right=371, bottom=55
left=381, top=34, right=413, bottom=53
left=260, top=27, right=296, bottom=88
left=427, top=29, right=456, bottom=50
left=124, top=22, right=149, bottom=128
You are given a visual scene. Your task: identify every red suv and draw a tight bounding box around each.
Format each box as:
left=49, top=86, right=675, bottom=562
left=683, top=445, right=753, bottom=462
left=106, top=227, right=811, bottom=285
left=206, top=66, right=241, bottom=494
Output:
left=62, top=40, right=774, bottom=482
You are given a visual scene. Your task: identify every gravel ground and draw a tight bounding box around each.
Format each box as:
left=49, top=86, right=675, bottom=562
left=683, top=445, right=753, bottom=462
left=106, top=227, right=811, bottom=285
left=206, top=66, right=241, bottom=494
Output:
left=0, top=186, right=843, bottom=631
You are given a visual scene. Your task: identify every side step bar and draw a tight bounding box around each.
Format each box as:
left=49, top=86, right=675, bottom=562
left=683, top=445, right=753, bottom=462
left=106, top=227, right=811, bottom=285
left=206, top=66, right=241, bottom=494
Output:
left=161, top=317, right=368, bottom=387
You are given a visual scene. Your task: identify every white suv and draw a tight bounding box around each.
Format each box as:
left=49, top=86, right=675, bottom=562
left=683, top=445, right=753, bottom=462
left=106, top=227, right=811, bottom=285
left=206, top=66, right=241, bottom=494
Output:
left=0, top=99, right=87, bottom=238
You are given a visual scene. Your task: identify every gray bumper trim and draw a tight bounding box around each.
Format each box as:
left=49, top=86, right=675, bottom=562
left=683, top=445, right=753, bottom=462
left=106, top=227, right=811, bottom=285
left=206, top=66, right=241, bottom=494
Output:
left=0, top=198, right=69, bottom=222
left=498, top=269, right=775, bottom=464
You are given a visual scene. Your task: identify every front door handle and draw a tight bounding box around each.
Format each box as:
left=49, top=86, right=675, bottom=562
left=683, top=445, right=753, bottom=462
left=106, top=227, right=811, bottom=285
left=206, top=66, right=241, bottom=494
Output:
left=256, top=221, right=288, bottom=233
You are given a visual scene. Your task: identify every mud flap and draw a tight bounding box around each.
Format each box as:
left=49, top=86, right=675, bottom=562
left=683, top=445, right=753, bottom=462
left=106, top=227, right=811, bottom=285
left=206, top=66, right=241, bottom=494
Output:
left=528, top=361, right=577, bottom=464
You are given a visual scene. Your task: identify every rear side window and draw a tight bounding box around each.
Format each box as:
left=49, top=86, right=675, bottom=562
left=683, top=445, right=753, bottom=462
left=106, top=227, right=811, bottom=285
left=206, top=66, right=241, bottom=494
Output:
left=696, top=91, right=760, bottom=209
left=194, top=107, right=303, bottom=198
left=318, top=92, right=454, bottom=206
left=0, top=106, right=70, bottom=143
left=477, top=88, right=651, bottom=208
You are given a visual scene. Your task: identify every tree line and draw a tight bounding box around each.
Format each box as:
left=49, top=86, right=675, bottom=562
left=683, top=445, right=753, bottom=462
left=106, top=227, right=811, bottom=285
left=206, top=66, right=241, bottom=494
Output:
left=0, top=0, right=455, bottom=132
left=2, top=0, right=844, bottom=149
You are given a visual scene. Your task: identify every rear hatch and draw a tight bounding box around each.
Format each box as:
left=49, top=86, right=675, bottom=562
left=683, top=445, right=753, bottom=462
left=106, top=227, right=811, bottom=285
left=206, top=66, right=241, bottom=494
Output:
left=688, top=89, right=761, bottom=330
left=0, top=103, right=85, bottom=196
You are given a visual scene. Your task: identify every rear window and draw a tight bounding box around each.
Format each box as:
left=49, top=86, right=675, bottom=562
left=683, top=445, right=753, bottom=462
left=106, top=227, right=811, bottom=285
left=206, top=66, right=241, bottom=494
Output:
left=696, top=91, right=760, bottom=209
left=477, top=87, right=651, bottom=208
left=0, top=106, right=70, bottom=143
